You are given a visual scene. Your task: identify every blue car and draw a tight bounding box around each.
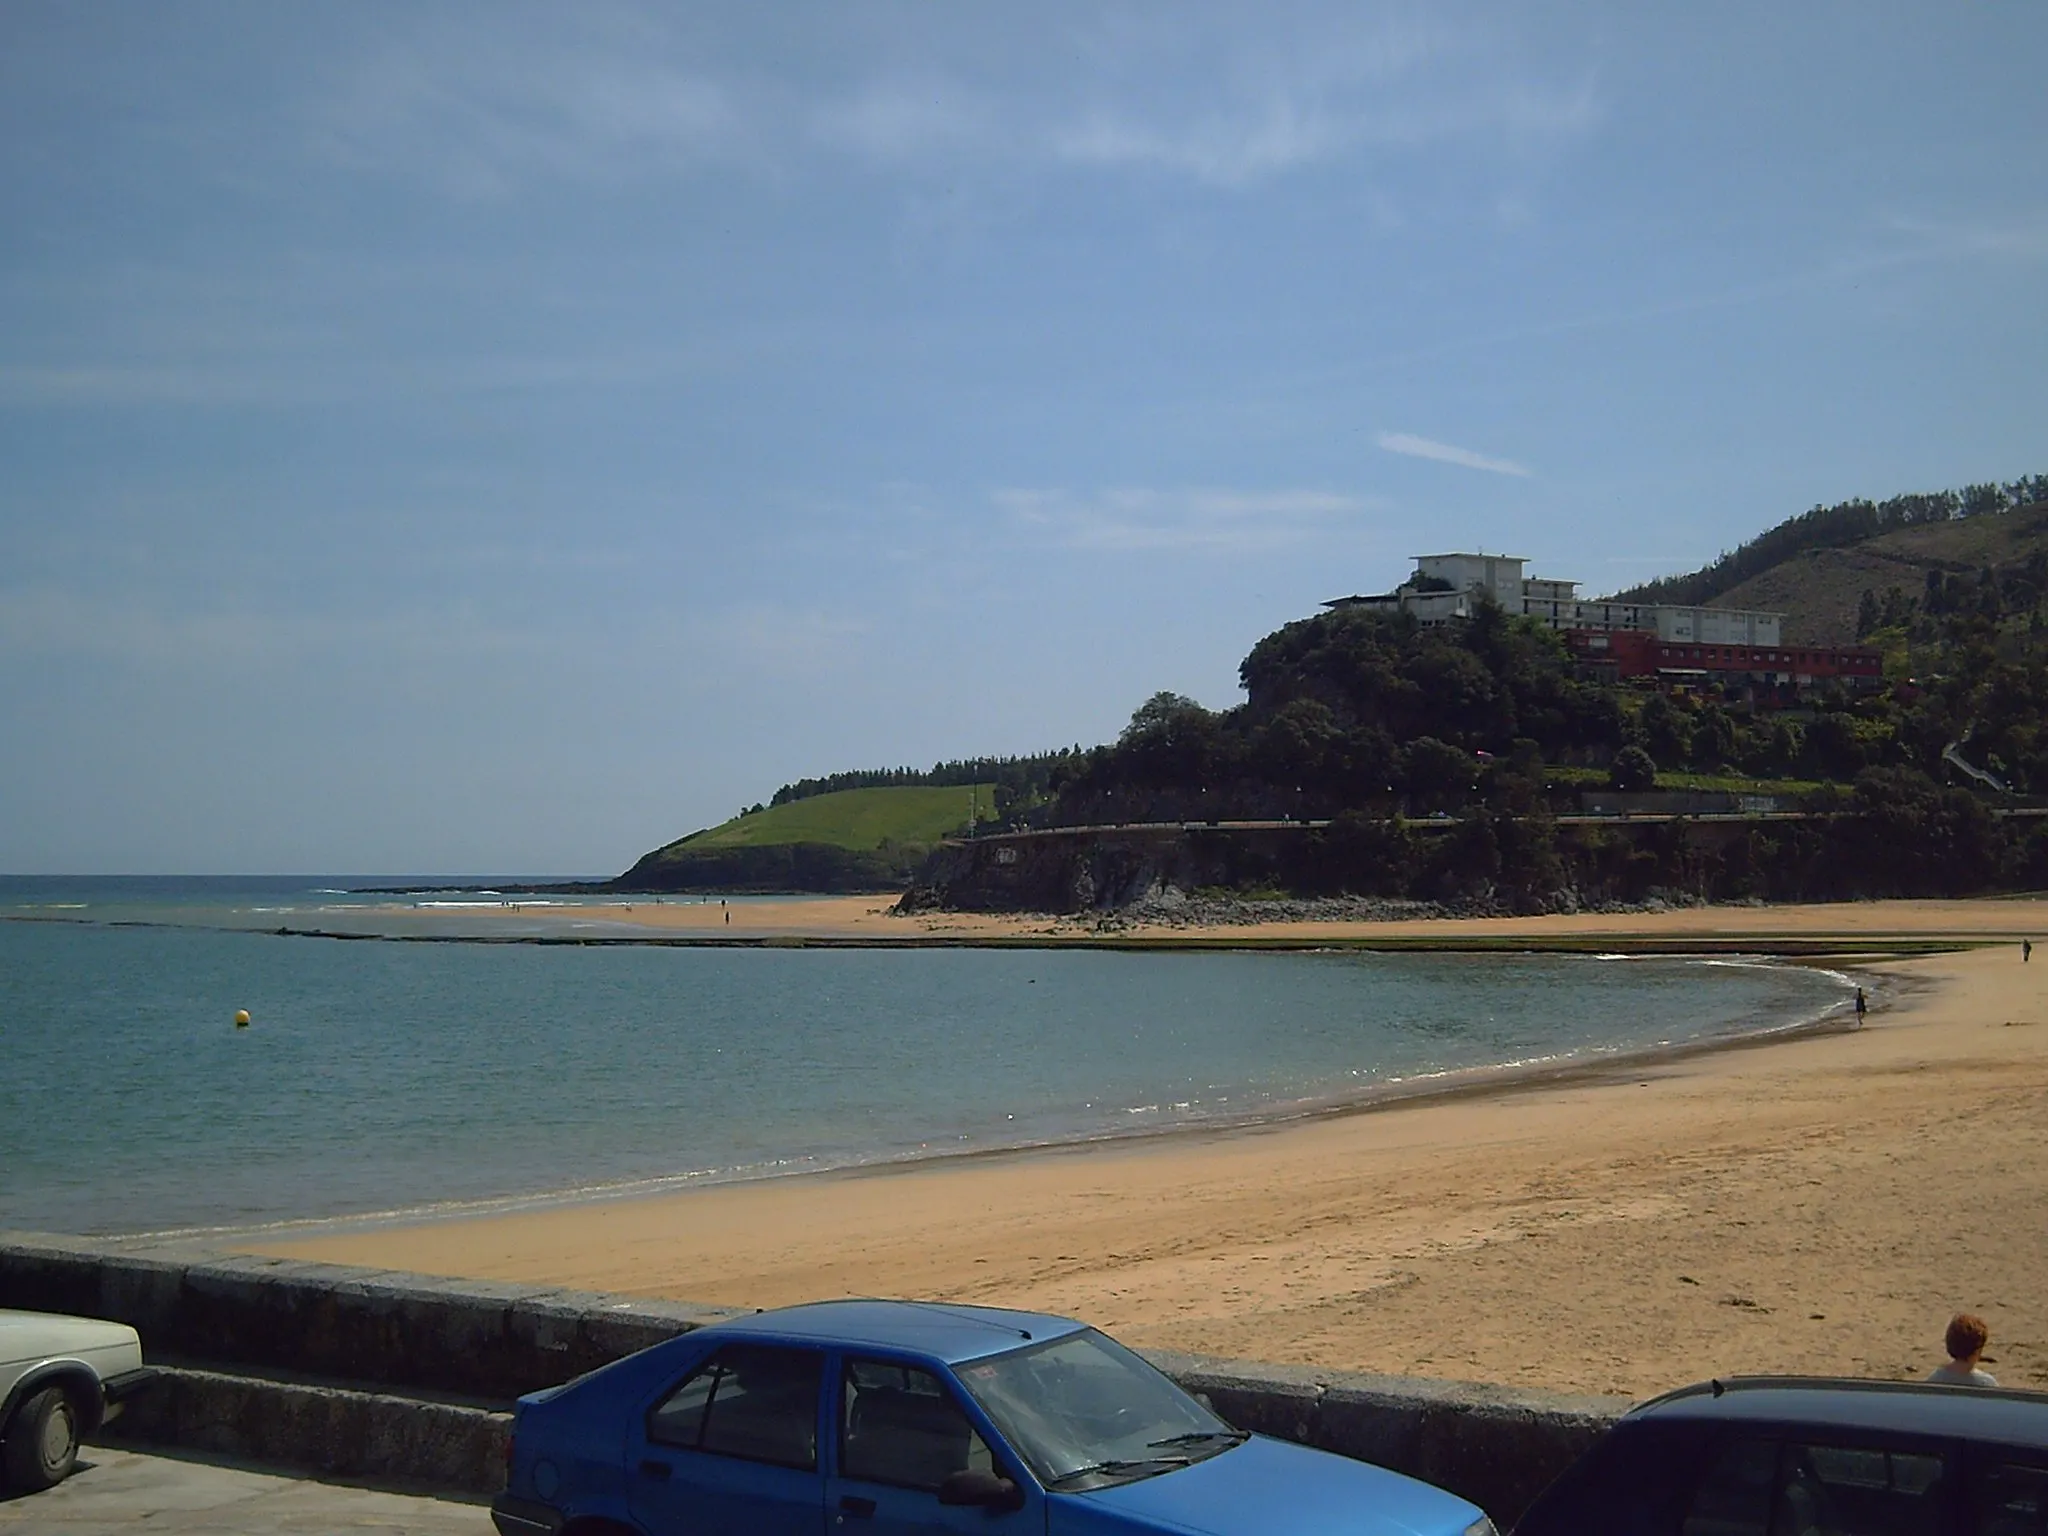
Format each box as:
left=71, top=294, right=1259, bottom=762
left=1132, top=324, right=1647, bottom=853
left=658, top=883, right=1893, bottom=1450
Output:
left=492, top=1298, right=1494, bottom=1536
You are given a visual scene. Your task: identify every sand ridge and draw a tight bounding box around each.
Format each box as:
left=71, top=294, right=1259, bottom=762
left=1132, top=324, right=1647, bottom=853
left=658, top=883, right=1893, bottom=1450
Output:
left=254, top=902, right=2048, bottom=1398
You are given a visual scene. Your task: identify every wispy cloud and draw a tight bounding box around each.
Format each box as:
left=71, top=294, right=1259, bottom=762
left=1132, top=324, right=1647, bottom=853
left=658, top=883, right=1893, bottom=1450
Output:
left=311, top=28, right=754, bottom=196
left=1881, top=211, right=2048, bottom=262
left=303, top=10, right=1599, bottom=195
left=1376, top=432, right=1532, bottom=478
left=1038, top=8, right=1598, bottom=186
left=1050, top=73, right=1599, bottom=187
left=996, top=487, right=1372, bottom=552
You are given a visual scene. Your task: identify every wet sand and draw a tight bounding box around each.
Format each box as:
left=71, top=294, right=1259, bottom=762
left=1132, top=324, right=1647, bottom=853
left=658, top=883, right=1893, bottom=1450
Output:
left=252, top=901, right=2048, bottom=1398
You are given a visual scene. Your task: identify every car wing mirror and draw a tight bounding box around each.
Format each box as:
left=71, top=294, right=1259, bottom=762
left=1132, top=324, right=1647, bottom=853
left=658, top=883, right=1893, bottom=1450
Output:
left=939, top=1468, right=1023, bottom=1510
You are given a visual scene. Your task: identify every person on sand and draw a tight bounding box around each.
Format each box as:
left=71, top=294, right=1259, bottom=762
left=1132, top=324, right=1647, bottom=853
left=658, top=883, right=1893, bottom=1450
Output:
left=1927, top=1313, right=1998, bottom=1386
left=1854, top=986, right=1867, bottom=1023
left=2025, top=939, right=2033, bottom=963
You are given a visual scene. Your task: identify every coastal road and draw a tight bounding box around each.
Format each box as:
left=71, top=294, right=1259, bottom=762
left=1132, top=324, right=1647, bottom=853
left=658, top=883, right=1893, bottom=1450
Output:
left=0, top=1446, right=489, bottom=1533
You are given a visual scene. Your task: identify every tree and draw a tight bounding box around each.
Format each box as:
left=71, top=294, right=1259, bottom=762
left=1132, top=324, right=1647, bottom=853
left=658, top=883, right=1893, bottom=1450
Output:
left=1120, top=692, right=1209, bottom=745
left=1400, top=736, right=1477, bottom=812
left=1857, top=589, right=1881, bottom=639
left=1690, top=704, right=1738, bottom=768
left=1638, top=694, right=1692, bottom=765
left=1610, top=744, right=1657, bottom=792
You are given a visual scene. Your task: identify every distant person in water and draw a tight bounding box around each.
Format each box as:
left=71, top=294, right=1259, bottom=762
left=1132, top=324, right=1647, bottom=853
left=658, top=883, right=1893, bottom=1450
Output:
left=1928, top=1313, right=1998, bottom=1386
left=1854, top=987, right=1867, bottom=1023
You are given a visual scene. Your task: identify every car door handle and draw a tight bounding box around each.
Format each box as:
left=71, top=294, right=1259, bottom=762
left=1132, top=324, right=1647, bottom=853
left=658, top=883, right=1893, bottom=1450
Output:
left=638, top=1459, right=673, bottom=1481
left=838, top=1494, right=877, bottom=1518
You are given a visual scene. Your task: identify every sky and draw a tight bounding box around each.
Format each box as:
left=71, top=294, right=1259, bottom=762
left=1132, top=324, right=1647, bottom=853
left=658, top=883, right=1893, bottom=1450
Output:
left=3, top=2, right=2044, bottom=875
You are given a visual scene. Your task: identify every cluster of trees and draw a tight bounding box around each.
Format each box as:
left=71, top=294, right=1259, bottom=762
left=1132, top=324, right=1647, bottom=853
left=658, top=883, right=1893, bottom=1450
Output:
left=1004, top=592, right=2048, bottom=904
left=1043, top=605, right=1624, bottom=824
left=1615, top=473, right=2047, bottom=609
left=1858, top=548, right=2048, bottom=639
left=770, top=752, right=1081, bottom=814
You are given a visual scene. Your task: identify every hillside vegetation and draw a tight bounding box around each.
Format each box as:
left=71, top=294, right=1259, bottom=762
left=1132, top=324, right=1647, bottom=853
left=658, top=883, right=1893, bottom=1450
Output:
left=1712, top=502, right=2048, bottom=643
left=617, top=785, right=995, bottom=892
left=687, top=785, right=996, bottom=851
left=771, top=753, right=1076, bottom=816
left=997, top=583, right=2048, bottom=907
left=629, top=471, right=2048, bottom=902
left=1610, top=472, right=2046, bottom=613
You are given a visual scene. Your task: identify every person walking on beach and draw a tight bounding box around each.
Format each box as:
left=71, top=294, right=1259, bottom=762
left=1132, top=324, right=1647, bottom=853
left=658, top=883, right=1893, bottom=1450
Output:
left=1927, top=1313, right=1998, bottom=1386
left=1854, top=987, right=1867, bottom=1024
left=2025, top=939, right=2033, bottom=963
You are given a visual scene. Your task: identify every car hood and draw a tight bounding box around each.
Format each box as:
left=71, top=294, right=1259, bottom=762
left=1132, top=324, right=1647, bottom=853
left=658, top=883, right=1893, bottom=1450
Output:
left=1068, top=1434, right=1482, bottom=1536
left=0, top=1310, right=142, bottom=1369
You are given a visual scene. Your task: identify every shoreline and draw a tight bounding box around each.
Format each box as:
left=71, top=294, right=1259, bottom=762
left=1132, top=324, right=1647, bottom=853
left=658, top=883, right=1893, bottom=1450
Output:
left=142, top=953, right=1863, bottom=1246
left=247, top=915, right=2048, bottom=1396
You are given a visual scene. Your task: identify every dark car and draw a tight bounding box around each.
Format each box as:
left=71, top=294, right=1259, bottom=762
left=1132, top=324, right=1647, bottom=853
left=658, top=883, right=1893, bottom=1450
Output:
left=1514, top=1376, right=2048, bottom=1536
left=492, top=1298, right=1494, bottom=1536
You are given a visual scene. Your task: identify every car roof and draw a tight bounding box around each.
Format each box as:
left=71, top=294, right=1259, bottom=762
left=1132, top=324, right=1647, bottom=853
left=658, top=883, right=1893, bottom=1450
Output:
left=694, top=1300, right=1090, bottom=1365
left=1628, top=1377, right=2048, bottom=1444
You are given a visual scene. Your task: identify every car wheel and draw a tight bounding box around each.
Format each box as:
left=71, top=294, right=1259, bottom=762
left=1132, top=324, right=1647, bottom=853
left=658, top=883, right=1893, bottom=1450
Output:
left=3, top=1386, right=81, bottom=1492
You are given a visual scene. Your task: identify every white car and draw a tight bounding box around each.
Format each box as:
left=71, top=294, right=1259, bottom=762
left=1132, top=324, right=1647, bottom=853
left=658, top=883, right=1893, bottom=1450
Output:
left=0, top=1310, right=153, bottom=1492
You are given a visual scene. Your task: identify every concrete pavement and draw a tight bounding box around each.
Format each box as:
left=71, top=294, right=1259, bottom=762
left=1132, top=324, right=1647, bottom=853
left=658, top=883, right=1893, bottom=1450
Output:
left=0, top=1446, right=491, bottom=1534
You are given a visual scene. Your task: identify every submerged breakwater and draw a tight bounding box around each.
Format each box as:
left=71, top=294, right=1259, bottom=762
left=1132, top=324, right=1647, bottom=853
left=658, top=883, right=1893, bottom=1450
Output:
left=1, top=877, right=1853, bottom=1238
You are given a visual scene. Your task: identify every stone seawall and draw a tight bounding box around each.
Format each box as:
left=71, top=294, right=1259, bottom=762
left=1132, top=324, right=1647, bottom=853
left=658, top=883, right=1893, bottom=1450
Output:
left=2, top=1233, right=1626, bottom=1521
left=0, top=1233, right=742, bottom=1401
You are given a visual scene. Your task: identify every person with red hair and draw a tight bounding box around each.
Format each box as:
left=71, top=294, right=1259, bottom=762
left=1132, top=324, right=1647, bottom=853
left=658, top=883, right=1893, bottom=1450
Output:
left=1928, top=1313, right=1998, bottom=1386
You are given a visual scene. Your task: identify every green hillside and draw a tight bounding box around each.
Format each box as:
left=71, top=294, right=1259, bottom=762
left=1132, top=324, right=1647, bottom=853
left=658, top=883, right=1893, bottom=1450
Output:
left=686, top=785, right=996, bottom=851
left=616, top=785, right=996, bottom=892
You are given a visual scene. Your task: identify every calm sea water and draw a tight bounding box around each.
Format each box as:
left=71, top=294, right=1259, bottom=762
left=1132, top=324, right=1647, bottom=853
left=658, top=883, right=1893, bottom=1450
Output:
left=0, top=877, right=1853, bottom=1237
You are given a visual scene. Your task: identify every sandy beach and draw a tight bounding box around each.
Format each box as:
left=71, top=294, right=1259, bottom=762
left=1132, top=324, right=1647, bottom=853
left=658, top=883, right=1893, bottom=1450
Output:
left=469, top=893, right=2048, bottom=947
left=255, top=899, right=2048, bottom=1398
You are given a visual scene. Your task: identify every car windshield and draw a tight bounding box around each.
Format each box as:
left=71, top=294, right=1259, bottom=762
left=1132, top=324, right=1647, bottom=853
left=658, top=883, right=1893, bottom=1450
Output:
left=953, top=1329, right=1243, bottom=1490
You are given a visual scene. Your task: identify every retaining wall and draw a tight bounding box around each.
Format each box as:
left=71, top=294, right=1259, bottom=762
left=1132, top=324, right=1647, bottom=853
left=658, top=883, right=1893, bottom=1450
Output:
left=0, top=1232, right=742, bottom=1400
left=2, top=1234, right=1626, bottom=1523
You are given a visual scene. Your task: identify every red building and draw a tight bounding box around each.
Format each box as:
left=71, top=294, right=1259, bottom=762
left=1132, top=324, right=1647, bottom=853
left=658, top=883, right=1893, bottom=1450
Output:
left=1565, top=628, right=1883, bottom=700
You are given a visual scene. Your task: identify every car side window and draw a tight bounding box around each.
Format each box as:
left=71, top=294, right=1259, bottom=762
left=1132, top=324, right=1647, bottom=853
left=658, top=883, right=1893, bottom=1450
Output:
left=1683, top=1437, right=1946, bottom=1536
left=1684, top=1437, right=1778, bottom=1536
left=647, top=1345, right=822, bottom=1471
left=840, top=1359, right=994, bottom=1492
left=1971, top=1460, right=2048, bottom=1536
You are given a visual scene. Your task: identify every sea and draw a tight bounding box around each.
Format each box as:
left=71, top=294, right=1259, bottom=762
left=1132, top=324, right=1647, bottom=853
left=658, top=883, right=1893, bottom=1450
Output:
left=0, top=876, right=1856, bottom=1239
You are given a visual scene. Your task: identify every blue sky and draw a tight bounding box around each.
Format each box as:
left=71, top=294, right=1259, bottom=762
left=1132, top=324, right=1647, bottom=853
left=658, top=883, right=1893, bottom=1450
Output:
left=3, top=2, right=2043, bottom=874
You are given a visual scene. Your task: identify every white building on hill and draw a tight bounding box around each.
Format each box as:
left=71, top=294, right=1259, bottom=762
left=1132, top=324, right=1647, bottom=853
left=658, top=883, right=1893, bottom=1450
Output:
left=1327, top=552, right=1782, bottom=647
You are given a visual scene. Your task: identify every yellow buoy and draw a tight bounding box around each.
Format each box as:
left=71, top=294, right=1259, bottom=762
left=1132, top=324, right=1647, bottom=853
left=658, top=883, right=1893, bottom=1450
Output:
left=234, top=1010, right=251, bottom=1028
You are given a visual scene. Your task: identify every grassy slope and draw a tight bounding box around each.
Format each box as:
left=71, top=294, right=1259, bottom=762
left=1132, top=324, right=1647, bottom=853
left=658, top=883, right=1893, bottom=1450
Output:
left=672, top=785, right=997, bottom=854
left=1709, top=502, right=2048, bottom=644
